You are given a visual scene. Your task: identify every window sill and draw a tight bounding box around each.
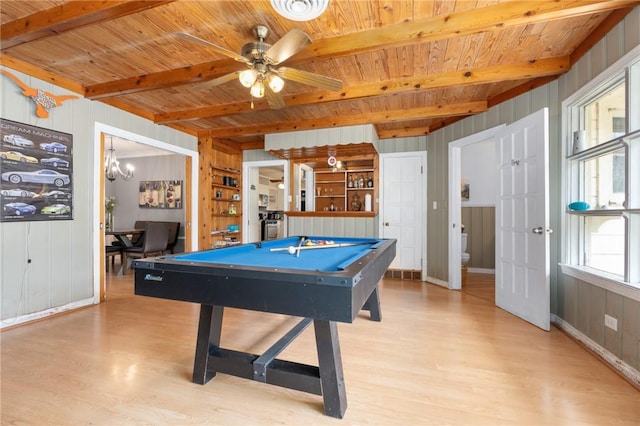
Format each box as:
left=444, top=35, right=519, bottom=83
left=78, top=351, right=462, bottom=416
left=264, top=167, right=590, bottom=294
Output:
left=559, top=264, right=640, bottom=301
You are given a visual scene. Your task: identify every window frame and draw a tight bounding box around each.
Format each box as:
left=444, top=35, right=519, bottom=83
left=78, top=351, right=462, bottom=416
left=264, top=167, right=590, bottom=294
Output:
left=561, top=45, right=640, bottom=296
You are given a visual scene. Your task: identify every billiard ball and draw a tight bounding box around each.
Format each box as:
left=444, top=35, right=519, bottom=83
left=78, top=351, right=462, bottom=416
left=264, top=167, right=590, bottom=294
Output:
left=288, top=246, right=297, bottom=255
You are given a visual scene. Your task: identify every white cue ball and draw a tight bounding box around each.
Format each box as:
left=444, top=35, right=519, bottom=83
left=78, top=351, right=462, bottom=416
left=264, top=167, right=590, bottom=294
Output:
left=288, top=246, right=297, bottom=255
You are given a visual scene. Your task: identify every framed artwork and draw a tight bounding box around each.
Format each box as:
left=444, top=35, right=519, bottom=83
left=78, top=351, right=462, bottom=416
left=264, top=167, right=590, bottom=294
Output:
left=0, top=118, right=73, bottom=222
left=461, top=180, right=470, bottom=201
left=138, top=180, right=182, bottom=209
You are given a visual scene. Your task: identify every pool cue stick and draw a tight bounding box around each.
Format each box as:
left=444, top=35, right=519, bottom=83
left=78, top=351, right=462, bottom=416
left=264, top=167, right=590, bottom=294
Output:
left=296, top=236, right=306, bottom=257
left=270, top=241, right=372, bottom=252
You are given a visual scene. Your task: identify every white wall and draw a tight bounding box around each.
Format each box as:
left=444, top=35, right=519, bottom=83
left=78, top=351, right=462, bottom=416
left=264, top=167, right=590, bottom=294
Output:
left=0, top=68, right=196, bottom=325
left=461, top=139, right=496, bottom=206
left=107, top=154, right=185, bottom=229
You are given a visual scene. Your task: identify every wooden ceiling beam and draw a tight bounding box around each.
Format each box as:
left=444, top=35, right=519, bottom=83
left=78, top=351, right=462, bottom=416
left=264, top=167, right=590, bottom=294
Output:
left=154, top=56, right=569, bottom=124
left=206, top=101, right=487, bottom=138
left=82, top=0, right=633, bottom=99
left=305, top=1, right=640, bottom=61
left=0, top=53, right=85, bottom=93
left=570, top=7, right=636, bottom=64
left=377, top=126, right=431, bottom=140
left=0, top=1, right=175, bottom=50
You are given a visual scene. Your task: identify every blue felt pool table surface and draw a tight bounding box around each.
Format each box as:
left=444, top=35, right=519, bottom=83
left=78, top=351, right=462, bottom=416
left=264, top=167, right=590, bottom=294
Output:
left=174, top=236, right=384, bottom=272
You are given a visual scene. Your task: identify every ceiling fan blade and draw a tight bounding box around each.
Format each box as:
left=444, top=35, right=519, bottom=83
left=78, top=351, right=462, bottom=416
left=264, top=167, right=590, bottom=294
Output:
left=196, top=71, right=241, bottom=90
left=264, top=29, right=311, bottom=65
left=176, top=33, right=251, bottom=64
left=277, top=67, right=343, bottom=92
left=265, top=84, right=285, bottom=109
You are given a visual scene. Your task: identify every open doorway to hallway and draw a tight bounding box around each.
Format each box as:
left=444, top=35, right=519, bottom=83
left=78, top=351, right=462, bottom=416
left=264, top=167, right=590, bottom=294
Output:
left=242, top=160, right=288, bottom=243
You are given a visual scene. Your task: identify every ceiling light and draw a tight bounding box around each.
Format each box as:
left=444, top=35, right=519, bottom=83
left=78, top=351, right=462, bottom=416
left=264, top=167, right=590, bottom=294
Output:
left=268, top=74, right=285, bottom=93
left=239, top=69, right=258, bottom=88
left=250, top=80, right=265, bottom=98
left=104, top=136, right=134, bottom=182
left=271, top=0, right=329, bottom=21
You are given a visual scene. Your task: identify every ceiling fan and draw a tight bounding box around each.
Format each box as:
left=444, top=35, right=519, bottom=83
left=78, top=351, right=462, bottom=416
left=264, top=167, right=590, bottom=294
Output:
left=178, top=25, right=343, bottom=109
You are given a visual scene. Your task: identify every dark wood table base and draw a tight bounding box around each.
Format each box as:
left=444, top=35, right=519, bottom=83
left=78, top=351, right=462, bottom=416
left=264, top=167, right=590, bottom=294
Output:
left=192, top=287, right=381, bottom=419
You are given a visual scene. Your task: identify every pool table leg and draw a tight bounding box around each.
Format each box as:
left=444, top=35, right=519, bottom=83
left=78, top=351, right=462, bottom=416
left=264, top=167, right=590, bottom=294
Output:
left=363, top=284, right=382, bottom=321
left=192, top=304, right=224, bottom=385
left=314, top=319, right=347, bottom=419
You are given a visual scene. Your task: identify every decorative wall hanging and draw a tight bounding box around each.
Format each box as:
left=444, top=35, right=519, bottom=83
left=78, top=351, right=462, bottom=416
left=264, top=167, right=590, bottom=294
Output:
left=461, top=180, right=470, bottom=201
left=1, top=69, right=78, bottom=118
left=0, top=118, right=74, bottom=222
left=138, top=180, right=182, bottom=209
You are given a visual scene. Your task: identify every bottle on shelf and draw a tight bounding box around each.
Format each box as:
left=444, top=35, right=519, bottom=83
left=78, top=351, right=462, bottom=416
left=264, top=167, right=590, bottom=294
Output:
left=351, top=194, right=361, bottom=211
left=367, top=173, right=373, bottom=188
left=359, top=174, right=364, bottom=188
left=348, top=175, right=354, bottom=188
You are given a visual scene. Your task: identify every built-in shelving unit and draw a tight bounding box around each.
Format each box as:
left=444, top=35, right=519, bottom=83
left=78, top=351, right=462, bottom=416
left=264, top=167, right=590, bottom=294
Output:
left=314, top=169, right=375, bottom=212
left=198, top=138, right=243, bottom=250
left=210, top=166, right=242, bottom=248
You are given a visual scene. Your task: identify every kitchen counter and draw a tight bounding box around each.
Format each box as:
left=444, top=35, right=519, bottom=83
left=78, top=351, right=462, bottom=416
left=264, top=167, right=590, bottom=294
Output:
left=285, top=211, right=377, bottom=218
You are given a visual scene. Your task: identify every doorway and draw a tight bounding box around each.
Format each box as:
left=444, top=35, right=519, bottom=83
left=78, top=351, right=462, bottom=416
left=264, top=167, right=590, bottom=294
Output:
left=448, top=125, right=504, bottom=290
left=379, top=152, right=427, bottom=279
left=448, top=109, right=550, bottom=331
left=94, top=122, right=199, bottom=302
left=242, top=160, right=288, bottom=243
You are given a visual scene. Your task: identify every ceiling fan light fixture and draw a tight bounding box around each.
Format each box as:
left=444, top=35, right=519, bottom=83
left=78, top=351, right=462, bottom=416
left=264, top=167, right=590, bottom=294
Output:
left=268, top=74, right=285, bottom=93
left=250, top=80, right=265, bottom=98
left=271, top=0, right=329, bottom=21
left=239, top=69, right=258, bottom=88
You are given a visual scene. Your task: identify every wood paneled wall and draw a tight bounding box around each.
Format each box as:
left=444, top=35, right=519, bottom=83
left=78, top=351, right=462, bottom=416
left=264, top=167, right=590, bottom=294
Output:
left=0, top=68, right=196, bottom=325
left=376, top=6, right=640, bottom=375
left=461, top=207, right=495, bottom=270
left=286, top=216, right=378, bottom=238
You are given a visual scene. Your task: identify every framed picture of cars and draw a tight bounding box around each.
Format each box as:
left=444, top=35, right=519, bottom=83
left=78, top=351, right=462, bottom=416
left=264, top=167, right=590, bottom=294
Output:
left=0, top=118, right=73, bottom=222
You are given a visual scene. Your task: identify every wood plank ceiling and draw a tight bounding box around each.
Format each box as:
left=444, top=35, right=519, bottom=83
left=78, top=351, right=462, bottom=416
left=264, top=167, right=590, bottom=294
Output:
left=1, top=1, right=638, bottom=150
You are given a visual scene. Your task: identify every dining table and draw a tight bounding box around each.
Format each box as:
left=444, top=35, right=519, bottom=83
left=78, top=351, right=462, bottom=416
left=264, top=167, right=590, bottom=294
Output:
left=105, top=228, right=145, bottom=275
left=106, top=228, right=145, bottom=248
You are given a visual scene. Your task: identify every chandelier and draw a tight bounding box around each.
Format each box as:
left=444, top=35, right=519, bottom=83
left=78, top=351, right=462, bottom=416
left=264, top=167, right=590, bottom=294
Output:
left=104, top=136, right=134, bottom=182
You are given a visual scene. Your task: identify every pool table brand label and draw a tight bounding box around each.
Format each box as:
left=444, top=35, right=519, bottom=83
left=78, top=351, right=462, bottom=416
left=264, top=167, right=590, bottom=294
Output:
left=144, top=273, right=164, bottom=282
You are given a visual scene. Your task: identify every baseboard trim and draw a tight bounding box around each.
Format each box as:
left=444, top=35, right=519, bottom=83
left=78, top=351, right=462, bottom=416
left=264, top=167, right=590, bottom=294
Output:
left=425, top=276, right=449, bottom=288
left=551, top=313, right=640, bottom=390
left=0, top=297, right=96, bottom=330
left=468, top=268, right=495, bottom=274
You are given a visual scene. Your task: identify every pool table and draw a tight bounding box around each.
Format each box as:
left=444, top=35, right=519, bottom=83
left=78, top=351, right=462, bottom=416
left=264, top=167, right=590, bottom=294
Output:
left=133, top=236, right=396, bottom=419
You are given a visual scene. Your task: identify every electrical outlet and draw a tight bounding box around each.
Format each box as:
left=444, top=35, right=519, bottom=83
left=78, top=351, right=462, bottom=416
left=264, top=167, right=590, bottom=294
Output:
left=604, top=314, right=618, bottom=331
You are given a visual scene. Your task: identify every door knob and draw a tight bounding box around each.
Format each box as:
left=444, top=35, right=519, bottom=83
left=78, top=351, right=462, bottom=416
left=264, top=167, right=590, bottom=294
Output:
left=532, top=227, right=553, bottom=234
left=384, top=222, right=390, bottom=227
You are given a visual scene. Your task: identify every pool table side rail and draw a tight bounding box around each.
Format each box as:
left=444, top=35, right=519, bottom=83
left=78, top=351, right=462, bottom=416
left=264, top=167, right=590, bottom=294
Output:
left=133, top=239, right=396, bottom=323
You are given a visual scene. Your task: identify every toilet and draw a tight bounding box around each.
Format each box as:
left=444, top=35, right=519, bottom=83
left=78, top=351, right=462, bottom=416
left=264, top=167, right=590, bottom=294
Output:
left=461, top=231, right=470, bottom=286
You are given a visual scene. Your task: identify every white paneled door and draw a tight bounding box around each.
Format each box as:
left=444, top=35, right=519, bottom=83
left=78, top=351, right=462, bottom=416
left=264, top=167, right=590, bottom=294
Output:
left=496, top=108, right=550, bottom=331
left=380, top=152, right=426, bottom=276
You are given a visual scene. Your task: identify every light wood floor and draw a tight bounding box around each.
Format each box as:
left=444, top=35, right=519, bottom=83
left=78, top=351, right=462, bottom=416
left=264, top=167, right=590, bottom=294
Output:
left=1, top=268, right=638, bottom=425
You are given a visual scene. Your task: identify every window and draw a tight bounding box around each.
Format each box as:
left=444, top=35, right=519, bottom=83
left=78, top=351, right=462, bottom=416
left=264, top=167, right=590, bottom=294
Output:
left=564, top=50, right=640, bottom=285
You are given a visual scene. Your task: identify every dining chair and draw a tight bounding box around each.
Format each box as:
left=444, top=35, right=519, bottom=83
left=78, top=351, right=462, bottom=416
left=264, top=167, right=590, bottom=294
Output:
left=105, top=245, right=122, bottom=272
left=165, top=221, right=181, bottom=254
left=111, top=220, right=147, bottom=248
left=122, top=222, right=169, bottom=274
